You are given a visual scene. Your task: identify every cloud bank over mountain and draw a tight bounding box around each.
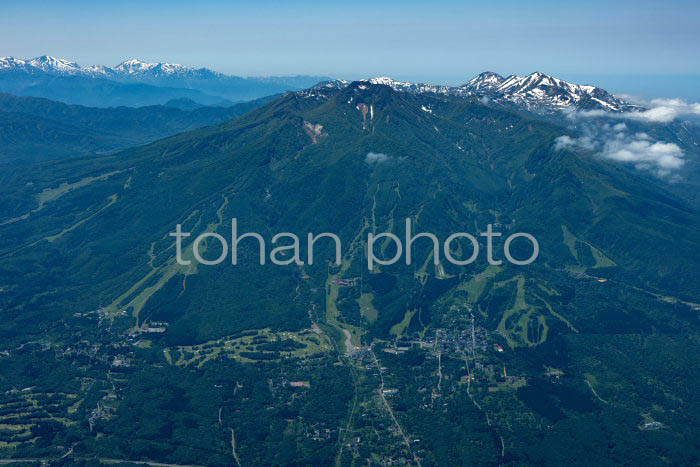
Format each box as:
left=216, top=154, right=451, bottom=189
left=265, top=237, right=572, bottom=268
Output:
left=557, top=97, right=700, bottom=177
left=555, top=122, right=686, bottom=177
left=567, top=97, right=700, bottom=123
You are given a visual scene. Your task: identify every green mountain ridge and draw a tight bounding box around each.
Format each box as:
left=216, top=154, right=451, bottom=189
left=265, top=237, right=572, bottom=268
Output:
left=1, top=82, right=699, bottom=465
left=0, top=93, right=276, bottom=163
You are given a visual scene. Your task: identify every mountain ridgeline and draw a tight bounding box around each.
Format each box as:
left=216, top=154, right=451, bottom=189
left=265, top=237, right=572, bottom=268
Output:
left=0, top=93, right=276, bottom=163
left=0, top=55, right=329, bottom=106
left=317, top=71, right=638, bottom=112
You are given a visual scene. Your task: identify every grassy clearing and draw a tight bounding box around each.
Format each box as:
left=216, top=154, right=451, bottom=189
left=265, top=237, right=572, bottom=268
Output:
left=414, top=247, right=433, bottom=284
left=561, top=225, right=615, bottom=268
left=489, top=275, right=576, bottom=347
left=46, top=193, right=118, bottom=242
left=536, top=282, right=560, bottom=296
left=457, top=264, right=501, bottom=303
left=390, top=309, right=416, bottom=337
left=107, top=196, right=228, bottom=325
left=326, top=274, right=364, bottom=349
left=0, top=392, right=81, bottom=448
left=588, top=244, right=616, bottom=268
left=357, top=293, right=379, bottom=323
left=35, top=169, right=125, bottom=208
left=488, top=377, right=527, bottom=392
left=561, top=225, right=578, bottom=261
left=537, top=295, right=578, bottom=333
left=0, top=169, right=125, bottom=226
left=321, top=215, right=369, bottom=352
left=66, top=398, right=83, bottom=414
left=495, top=276, right=528, bottom=347
left=0, top=424, right=30, bottom=432
left=167, top=327, right=333, bottom=367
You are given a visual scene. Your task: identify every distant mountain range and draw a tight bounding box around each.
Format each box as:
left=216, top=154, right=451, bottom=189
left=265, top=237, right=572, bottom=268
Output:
left=0, top=55, right=330, bottom=107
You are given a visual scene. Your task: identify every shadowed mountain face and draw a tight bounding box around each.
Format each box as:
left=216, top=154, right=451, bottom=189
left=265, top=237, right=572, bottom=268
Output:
left=1, top=82, right=700, bottom=464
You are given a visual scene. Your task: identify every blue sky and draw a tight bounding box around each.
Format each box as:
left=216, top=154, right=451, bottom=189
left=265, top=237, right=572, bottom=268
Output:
left=2, top=0, right=699, bottom=99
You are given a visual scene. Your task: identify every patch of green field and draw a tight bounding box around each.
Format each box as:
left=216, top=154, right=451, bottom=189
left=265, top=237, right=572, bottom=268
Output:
left=66, top=398, right=83, bottom=414
left=0, top=441, right=21, bottom=448
left=414, top=246, right=435, bottom=283
left=561, top=225, right=615, bottom=268
left=35, top=169, right=125, bottom=208
left=537, top=295, right=578, bottom=333
left=107, top=195, right=228, bottom=325
left=436, top=261, right=454, bottom=279
left=463, top=201, right=478, bottom=213
left=495, top=276, right=529, bottom=347
left=357, top=293, right=379, bottom=323
left=390, top=309, right=416, bottom=337
left=168, top=327, right=333, bottom=367
left=536, top=282, right=560, bottom=296
left=457, top=264, right=501, bottom=303
left=0, top=392, right=81, bottom=449
left=163, top=348, right=173, bottom=365
left=46, top=193, right=118, bottom=242
left=584, top=372, right=599, bottom=386
left=0, top=424, right=30, bottom=432
left=491, top=276, right=576, bottom=347
left=0, top=169, right=124, bottom=227
left=325, top=268, right=364, bottom=350
left=561, top=225, right=578, bottom=261
left=318, top=219, right=370, bottom=352
left=589, top=244, right=616, bottom=268
left=487, top=376, right=527, bottom=392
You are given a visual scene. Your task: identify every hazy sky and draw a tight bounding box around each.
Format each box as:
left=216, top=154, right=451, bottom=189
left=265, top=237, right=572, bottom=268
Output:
left=2, top=0, right=699, bottom=98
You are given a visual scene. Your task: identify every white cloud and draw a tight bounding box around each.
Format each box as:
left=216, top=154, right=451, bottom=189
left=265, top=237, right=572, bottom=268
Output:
left=365, top=152, right=390, bottom=164
left=553, top=135, right=596, bottom=151
left=612, top=122, right=627, bottom=132
left=553, top=122, right=685, bottom=177
left=601, top=136, right=685, bottom=176
left=554, top=96, right=698, bottom=177
left=566, top=97, right=700, bottom=123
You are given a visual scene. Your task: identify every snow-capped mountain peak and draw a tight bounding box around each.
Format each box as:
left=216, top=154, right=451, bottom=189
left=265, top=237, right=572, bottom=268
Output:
left=0, top=56, right=29, bottom=70
left=312, top=79, right=349, bottom=89
left=1, top=55, right=99, bottom=76
left=365, top=77, right=454, bottom=95
left=16, top=55, right=80, bottom=75
left=113, top=59, right=205, bottom=78
left=368, top=76, right=410, bottom=87
left=82, top=64, right=115, bottom=76
left=114, top=59, right=158, bottom=74
left=463, top=71, right=504, bottom=91
left=28, top=55, right=82, bottom=74
left=479, top=71, right=629, bottom=111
